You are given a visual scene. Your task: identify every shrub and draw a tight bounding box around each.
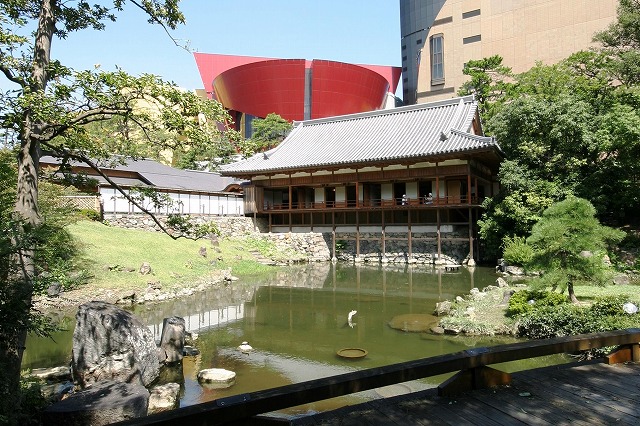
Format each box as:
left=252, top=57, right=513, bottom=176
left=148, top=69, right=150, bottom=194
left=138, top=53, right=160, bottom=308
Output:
left=517, top=295, right=640, bottom=340
left=506, top=289, right=568, bottom=318
left=502, top=235, right=534, bottom=266
left=78, top=208, right=101, bottom=221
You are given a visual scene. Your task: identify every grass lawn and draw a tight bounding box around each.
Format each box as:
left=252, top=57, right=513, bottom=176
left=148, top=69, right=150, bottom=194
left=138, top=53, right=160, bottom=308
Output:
left=67, top=220, right=272, bottom=292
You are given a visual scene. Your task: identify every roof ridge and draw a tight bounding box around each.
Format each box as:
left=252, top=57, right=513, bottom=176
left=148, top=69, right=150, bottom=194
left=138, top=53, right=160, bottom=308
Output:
left=295, top=95, right=476, bottom=127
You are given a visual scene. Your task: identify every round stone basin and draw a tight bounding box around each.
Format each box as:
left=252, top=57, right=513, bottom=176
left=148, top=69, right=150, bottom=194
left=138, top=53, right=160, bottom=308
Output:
left=337, top=348, right=368, bottom=359
left=388, top=313, right=436, bottom=332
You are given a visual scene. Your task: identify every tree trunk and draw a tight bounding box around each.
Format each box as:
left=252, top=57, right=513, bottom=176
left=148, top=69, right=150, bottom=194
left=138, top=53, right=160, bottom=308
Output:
left=1, top=1, right=56, bottom=419
left=568, top=282, right=579, bottom=304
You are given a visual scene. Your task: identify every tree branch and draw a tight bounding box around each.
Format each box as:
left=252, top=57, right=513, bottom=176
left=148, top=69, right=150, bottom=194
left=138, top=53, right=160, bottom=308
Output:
left=128, top=0, right=190, bottom=52
left=42, top=146, right=189, bottom=240
left=0, top=63, right=25, bottom=87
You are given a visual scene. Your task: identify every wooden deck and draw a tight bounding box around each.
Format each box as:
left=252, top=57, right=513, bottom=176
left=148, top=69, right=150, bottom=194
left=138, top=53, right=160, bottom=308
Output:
left=293, top=361, right=640, bottom=425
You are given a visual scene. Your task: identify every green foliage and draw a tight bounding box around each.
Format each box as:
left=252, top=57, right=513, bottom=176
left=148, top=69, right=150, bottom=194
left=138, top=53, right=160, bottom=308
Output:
left=477, top=13, right=640, bottom=258
left=506, top=290, right=568, bottom=318
left=516, top=295, right=640, bottom=342
left=78, top=208, right=101, bottom=221
left=501, top=235, right=534, bottom=266
left=166, top=214, right=220, bottom=239
left=526, top=196, right=624, bottom=298
left=250, top=113, right=292, bottom=148
left=593, top=0, right=640, bottom=85
left=458, top=55, right=514, bottom=119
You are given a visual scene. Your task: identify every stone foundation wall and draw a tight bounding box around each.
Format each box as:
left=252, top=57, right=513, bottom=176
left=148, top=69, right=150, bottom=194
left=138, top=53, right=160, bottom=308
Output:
left=103, top=214, right=265, bottom=238
left=332, top=232, right=470, bottom=264
left=103, top=214, right=469, bottom=264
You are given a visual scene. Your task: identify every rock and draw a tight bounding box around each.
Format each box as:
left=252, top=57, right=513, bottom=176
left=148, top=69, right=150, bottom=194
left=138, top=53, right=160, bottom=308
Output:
left=72, top=301, right=159, bottom=388
left=199, top=246, right=207, bottom=257
left=613, top=274, right=630, bottom=286
left=500, top=289, right=516, bottom=306
left=148, top=383, right=181, bottom=415
left=43, top=381, right=149, bottom=426
left=434, top=301, right=452, bottom=316
left=139, top=262, right=152, bottom=275
left=29, top=366, right=72, bottom=382
left=183, top=345, right=200, bottom=356
left=496, top=277, right=509, bottom=288
left=40, top=381, right=74, bottom=403
left=47, top=282, right=62, bottom=297
left=388, top=314, right=436, bottom=332
left=430, top=326, right=445, bottom=334
left=197, top=368, right=236, bottom=389
left=158, top=317, right=186, bottom=364
left=505, top=265, right=524, bottom=276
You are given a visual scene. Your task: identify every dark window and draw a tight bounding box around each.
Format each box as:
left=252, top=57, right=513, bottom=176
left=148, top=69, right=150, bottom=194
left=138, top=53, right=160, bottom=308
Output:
left=463, top=34, right=481, bottom=44
left=430, top=34, right=444, bottom=82
left=462, top=9, right=481, bottom=19
left=402, top=56, right=407, bottom=62
left=402, top=44, right=407, bottom=51
left=402, top=66, right=407, bottom=72
left=416, top=38, right=422, bottom=44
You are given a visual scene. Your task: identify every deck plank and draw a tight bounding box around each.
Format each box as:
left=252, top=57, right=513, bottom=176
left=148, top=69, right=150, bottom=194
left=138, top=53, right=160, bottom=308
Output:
left=291, top=362, right=640, bottom=426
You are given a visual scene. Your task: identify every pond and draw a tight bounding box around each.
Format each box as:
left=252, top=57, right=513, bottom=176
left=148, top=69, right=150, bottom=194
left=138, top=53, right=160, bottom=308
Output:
left=22, top=263, right=565, bottom=416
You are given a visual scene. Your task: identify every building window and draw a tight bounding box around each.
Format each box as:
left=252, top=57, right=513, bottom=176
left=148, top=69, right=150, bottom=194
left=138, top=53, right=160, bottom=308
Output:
left=416, top=38, right=422, bottom=45
left=430, top=34, right=444, bottom=83
left=463, top=34, right=481, bottom=44
left=402, top=66, right=408, bottom=72
left=402, top=56, right=407, bottom=62
left=462, top=9, right=481, bottom=19
left=402, top=44, right=406, bottom=51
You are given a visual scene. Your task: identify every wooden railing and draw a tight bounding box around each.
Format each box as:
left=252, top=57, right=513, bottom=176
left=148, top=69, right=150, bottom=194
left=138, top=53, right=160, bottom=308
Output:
left=262, top=196, right=484, bottom=212
left=114, top=329, right=640, bottom=426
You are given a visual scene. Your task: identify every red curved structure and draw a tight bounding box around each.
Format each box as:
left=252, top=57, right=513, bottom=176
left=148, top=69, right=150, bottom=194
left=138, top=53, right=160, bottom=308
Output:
left=193, top=53, right=401, bottom=123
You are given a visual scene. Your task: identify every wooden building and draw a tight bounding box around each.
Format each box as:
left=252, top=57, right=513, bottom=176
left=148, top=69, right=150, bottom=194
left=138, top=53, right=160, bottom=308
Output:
left=221, top=96, right=503, bottom=263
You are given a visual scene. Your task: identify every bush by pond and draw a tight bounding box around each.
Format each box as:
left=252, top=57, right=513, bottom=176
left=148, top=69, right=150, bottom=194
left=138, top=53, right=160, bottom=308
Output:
left=515, top=294, right=640, bottom=340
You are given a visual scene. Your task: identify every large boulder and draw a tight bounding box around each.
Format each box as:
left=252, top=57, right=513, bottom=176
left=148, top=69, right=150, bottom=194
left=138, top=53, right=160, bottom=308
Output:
left=72, top=301, right=159, bottom=388
left=43, top=381, right=149, bottom=425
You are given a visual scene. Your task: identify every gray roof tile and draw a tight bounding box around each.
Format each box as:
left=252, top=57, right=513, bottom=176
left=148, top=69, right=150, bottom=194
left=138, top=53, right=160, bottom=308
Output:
left=220, top=96, right=501, bottom=175
left=41, top=155, right=243, bottom=194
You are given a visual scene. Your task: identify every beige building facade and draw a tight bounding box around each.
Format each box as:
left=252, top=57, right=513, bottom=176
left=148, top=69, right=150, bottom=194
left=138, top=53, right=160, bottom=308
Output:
left=408, top=0, right=618, bottom=103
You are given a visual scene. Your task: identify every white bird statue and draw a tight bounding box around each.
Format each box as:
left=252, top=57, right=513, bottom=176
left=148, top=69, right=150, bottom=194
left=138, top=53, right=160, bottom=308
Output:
left=238, top=341, right=253, bottom=354
left=348, top=310, right=357, bottom=328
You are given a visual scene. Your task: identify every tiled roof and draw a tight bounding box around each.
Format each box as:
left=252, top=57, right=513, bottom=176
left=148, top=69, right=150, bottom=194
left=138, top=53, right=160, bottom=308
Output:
left=220, top=96, right=501, bottom=175
left=40, top=155, right=243, bottom=194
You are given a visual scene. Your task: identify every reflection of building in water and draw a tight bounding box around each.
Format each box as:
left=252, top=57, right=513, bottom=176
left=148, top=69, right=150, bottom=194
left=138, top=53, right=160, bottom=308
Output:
left=147, top=303, right=245, bottom=341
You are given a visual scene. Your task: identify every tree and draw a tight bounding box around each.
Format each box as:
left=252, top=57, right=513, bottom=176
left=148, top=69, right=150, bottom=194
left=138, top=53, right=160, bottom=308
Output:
left=526, top=196, right=624, bottom=303
left=250, top=113, right=292, bottom=149
left=593, top=0, right=640, bottom=85
left=0, top=1, right=239, bottom=420
left=458, top=54, right=513, bottom=119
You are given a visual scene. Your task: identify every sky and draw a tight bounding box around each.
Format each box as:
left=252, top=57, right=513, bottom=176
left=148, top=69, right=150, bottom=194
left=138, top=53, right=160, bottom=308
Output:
left=50, top=0, right=402, bottom=93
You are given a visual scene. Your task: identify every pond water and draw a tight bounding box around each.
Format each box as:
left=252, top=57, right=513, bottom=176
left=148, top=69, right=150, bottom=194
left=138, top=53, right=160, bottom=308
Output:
left=23, top=263, right=565, bottom=416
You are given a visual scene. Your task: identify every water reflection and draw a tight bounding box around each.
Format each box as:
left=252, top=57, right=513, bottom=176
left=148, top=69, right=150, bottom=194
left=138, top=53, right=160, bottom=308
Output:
left=23, top=263, right=560, bottom=415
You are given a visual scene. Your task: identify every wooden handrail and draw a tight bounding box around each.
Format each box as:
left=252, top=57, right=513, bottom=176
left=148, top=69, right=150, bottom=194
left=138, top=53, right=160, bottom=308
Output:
left=112, top=328, right=640, bottom=426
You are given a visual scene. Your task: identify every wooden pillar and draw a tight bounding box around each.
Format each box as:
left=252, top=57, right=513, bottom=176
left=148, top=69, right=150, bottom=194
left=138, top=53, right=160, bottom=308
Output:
left=468, top=206, right=474, bottom=262
left=356, top=208, right=360, bottom=258
left=467, top=164, right=472, bottom=204
left=332, top=211, right=336, bottom=259
left=437, top=208, right=442, bottom=260
left=408, top=208, right=412, bottom=259
left=382, top=209, right=386, bottom=259
left=268, top=213, right=272, bottom=233
left=332, top=229, right=336, bottom=260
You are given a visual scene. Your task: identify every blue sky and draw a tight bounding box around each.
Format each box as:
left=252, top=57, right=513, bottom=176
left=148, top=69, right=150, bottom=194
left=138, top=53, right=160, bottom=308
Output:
left=52, top=1, right=401, bottom=92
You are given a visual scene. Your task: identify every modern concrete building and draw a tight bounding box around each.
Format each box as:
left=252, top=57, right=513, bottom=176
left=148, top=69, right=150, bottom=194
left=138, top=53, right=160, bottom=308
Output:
left=400, top=0, right=618, bottom=104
